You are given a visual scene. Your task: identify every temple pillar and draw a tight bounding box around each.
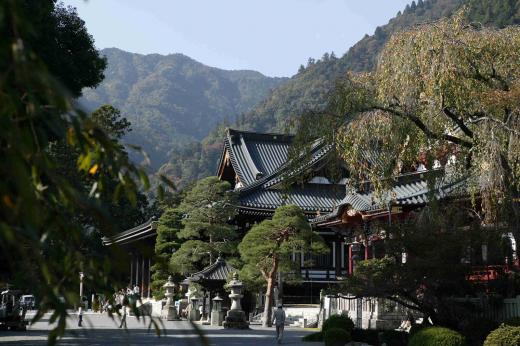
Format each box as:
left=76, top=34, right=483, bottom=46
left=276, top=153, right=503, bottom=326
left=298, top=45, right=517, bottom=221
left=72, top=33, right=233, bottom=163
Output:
left=147, top=258, right=151, bottom=298
left=141, top=256, right=145, bottom=298
left=135, top=255, right=139, bottom=287
left=130, top=253, right=134, bottom=287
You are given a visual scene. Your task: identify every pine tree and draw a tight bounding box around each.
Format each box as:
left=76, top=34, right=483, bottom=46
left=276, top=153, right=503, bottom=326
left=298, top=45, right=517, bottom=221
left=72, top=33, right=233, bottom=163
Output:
left=150, top=208, right=183, bottom=298
left=170, top=177, right=237, bottom=274
left=238, top=205, right=327, bottom=327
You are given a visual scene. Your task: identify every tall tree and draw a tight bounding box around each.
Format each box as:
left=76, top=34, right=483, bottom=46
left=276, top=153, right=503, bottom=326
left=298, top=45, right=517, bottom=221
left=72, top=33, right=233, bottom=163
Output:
left=0, top=1, right=150, bottom=342
left=150, top=208, right=183, bottom=298
left=295, top=11, right=520, bottom=242
left=238, top=205, right=327, bottom=327
left=343, top=206, right=507, bottom=328
left=170, top=177, right=237, bottom=274
left=26, top=1, right=107, bottom=97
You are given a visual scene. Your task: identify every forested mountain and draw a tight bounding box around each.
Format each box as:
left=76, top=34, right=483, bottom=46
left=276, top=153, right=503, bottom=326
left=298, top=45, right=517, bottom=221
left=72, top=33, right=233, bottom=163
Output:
left=80, top=48, right=287, bottom=167
left=86, top=0, right=519, bottom=188
left=160, top=0, right=458, bottom=186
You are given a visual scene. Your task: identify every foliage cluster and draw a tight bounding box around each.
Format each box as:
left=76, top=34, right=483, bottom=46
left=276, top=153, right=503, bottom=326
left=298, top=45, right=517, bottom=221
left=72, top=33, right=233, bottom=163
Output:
left=150, top=176, right=237, bottom=295
left=322, top=314, right=355, bottom=334
left=302, top=314, right=354, bottom=343
left=408, top=327, right=467, bottom=346
left=0, top=0, right=155, bottom=342
left=238, top=205, right=327, bottom=326
left=484, top=325, right=520, bottom=346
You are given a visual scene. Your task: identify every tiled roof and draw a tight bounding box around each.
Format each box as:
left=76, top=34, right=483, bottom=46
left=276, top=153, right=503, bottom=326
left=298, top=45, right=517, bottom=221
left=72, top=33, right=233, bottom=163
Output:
left=311, top=171, right=466, bottom=223
left=239, top=183, right=344, bottom=214
left=222, top=129, right=293, bottom=186
left=218, top=129, right=341, bottom=216
left=185, top=257, right=235, bottom=283
left=102, top=218, right=158, bottom=246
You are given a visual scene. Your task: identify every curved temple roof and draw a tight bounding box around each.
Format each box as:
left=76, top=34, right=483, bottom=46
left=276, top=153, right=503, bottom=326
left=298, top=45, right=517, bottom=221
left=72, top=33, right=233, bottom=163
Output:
left=217, top=128, right=342, bottom=216
left=183, top=257, right=235, bottom=284
left=311, top=171, right=466, bottom=225
left=102, top=218, right=158, bottom=246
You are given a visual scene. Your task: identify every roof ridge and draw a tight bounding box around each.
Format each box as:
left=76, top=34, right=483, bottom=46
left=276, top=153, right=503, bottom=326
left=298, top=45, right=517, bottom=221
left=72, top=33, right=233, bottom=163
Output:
left=227, top=128, right=294, bottom=139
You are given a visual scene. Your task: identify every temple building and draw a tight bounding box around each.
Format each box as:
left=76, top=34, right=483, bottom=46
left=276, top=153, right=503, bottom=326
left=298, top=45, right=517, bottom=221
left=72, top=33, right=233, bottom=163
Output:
left=216, top=129, right=351, bottom=303
left=101, top=218, right=158, bottom=298
left=104, top=127, right=513, bottom=307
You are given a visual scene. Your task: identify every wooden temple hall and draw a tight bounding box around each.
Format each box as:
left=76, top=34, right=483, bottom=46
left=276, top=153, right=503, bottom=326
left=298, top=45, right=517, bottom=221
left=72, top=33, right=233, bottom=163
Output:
left=102, top=218, right=158, bottom=298
left=104, top=128, right=462, bottom=303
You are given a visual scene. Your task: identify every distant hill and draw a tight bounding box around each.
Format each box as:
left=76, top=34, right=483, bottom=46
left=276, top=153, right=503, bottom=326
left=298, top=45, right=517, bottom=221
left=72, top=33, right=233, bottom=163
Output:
left=159, top=0, right=520, bottom=189
left=160, top=0, right=470, bottom=187
left=80, top=48, right=287, bottom=167
left=238, top=0, right=520, bottom=134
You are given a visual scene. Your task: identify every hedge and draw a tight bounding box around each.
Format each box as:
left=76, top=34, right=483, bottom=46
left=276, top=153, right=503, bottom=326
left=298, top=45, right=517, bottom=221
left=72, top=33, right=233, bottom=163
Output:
left=408, top=326, right=467, bottom=346
left=484, top=325, right=520, bottom=346
left=322, top=314, right=355, bottom=333
left=324, top=327, right=351, bottom=346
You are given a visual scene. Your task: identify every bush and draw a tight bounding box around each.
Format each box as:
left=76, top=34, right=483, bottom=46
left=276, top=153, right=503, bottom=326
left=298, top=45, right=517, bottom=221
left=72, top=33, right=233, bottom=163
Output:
left=351, top=328, right=380, bottom=345
left=461, top=318, right=498, bottom=346
left=322, top=314, right=355, bottom=333
left=484, top=325, right=520, bottom=346
left=92, top=297, right=100, bottom=312
left=408, top=327, right=467, bottom=346
left=302, top=331, right=323, bottom=342
left=504, top=317, right=520, bottom=327
left=409, top=323, right=429, bottom=335
left=351, top=328, right=407, bottom=345
left=324, top=327, right=351, bottom=346
left=380, top=330, right=407, bottom=345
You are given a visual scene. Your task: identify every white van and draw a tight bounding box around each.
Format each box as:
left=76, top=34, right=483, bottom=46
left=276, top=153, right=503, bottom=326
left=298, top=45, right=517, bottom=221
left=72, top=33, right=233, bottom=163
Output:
left=19, top=295, right=35, bottom=310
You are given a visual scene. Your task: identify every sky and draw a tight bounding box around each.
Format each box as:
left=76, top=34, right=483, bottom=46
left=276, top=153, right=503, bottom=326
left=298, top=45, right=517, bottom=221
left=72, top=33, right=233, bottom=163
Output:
left=63, top=0, right=412, bottom=77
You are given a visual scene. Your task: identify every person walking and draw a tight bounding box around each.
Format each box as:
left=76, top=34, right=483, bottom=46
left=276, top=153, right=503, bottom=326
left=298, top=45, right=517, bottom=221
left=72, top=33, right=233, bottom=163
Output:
left=272, top=304, right=286, bottom=344
left=119, top=293, right=128, bottom=329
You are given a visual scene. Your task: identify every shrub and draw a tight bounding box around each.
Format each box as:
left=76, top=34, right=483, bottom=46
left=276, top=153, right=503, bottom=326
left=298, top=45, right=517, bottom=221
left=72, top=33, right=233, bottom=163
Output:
left=409, top=323, right=429, bottom=335
left=92, top=296, right=100, bottom=312
left=302, top=331, right=323, bottom=342
left=408, top=327, right=467, bottom=346
left=504, top=317, right=520, bottom=327
left=351, top=329, right=407, bottom=345
left=351, top=328, right=379, bottom=345
left=324, top=327, right=351, bottom=346
left=322, top=314, right=355, bottom=333
left=380, top=330, right=407, bottom=345
left=461, top=318, right=498, bottom=346
left=484, top=325, right=520, bottom=346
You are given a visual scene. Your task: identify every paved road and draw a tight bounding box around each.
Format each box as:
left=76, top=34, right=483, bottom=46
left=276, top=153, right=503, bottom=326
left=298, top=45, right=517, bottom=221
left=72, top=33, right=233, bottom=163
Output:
left=0, top=312, right=321, bottom=345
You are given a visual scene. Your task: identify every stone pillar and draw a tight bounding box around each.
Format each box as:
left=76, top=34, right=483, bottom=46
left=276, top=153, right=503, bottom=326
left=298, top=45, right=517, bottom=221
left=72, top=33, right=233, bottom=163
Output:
left=162, top=276, right=179, bottom=320
left=141, top=257, right=145, bottom=298
left=135, top=255, right=139, bottom=287
left=129, top=253, right=134, bottom=287
left=147, top=258, right=151, bottom=298
left=223, top=272, right=249, bottom=329
left=211, top=293, right=224, bottom=326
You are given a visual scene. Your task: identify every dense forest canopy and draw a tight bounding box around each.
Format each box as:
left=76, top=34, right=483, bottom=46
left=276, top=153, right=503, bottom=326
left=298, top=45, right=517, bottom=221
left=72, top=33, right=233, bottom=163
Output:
left=81, top=48, right=287, bottom=168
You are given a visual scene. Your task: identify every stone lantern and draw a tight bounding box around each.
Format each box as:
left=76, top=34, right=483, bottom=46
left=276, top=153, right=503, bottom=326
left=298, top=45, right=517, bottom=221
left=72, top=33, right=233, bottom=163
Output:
left=189, top=297, right=200, bottom=321
left=210, top=293, right=224, bottom=326
left=162, top=276, right=179, bottom=321
left=223, top=272, right=248, bottom=329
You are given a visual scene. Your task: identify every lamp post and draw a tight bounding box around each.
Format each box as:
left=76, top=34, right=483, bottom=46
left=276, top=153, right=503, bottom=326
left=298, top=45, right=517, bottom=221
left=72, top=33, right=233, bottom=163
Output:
left=78, top=272, right=84, bottom=327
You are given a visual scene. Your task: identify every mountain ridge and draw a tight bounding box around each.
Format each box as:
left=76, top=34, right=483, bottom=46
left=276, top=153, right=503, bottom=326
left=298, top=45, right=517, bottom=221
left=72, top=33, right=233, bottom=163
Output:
left=81, top=47, right=288, bottom=167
